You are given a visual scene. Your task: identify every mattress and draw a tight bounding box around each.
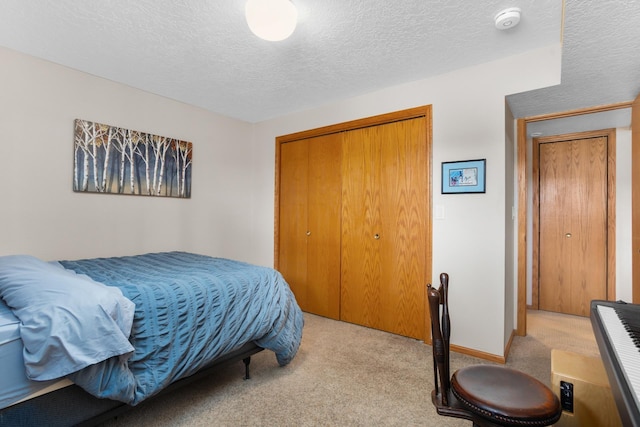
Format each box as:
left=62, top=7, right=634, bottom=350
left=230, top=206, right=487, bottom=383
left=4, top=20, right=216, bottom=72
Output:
left=0, top=299, right=71, bottom=410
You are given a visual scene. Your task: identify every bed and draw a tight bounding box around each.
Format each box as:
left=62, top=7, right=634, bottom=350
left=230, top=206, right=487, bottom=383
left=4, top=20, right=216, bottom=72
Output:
left=0, top=251, right=303, bottom=426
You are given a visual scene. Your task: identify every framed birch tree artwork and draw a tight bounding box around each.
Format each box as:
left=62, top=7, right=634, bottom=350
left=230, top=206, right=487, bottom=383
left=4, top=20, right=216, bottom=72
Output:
left=73, top=119, right=192, bottom=198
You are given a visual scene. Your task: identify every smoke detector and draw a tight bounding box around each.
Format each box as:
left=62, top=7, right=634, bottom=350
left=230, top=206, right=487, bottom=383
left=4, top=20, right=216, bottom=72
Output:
left=495, top=7, right=521, bottom=30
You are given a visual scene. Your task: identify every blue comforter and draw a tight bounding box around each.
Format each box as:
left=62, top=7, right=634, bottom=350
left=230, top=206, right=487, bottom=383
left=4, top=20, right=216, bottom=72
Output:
left=58, top=252, right=303, bottom=405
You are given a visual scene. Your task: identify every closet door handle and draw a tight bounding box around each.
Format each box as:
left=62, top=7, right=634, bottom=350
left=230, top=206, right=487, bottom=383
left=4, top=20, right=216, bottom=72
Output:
left=374, top=233, right=380, bottom=240
left=565, top=233, right=572, bottom=238
left=306, top=231, right=311, bottom=236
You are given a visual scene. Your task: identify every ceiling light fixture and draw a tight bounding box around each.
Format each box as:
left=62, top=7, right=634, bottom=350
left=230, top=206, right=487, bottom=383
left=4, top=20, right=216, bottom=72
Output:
left=494, top=7, right=521, bottom=30
left=245, top=0, right=298, bottom=42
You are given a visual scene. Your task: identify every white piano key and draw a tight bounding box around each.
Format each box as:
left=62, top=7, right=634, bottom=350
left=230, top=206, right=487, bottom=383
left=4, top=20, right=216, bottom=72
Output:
left=598, top=305, right=640, bottom=410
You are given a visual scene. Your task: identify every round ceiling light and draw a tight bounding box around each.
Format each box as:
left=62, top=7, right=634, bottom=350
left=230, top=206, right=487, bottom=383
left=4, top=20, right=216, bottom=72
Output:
left=245, top=0, right=298, bottom=41
left=494, top=7, right=521, bottom=30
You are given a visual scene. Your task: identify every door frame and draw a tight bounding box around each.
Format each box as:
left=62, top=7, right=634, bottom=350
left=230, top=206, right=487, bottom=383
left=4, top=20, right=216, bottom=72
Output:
left=633, top=94, right=640, bottom=303
left=516, top=101, right=632, bottom=335
left=531, top=129, right=616, bottom=311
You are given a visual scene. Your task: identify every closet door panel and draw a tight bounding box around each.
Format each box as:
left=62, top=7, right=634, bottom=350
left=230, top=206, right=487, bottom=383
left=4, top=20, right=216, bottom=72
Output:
left=539, top=136, right=607, bottom=316
left=570, top=137, right=607, bottom=315
left=341, top=127, right=382, bottom=328
left=378, top=118, right=427, bottom=339
left=341, top=118, right=427, bottom=339
left=306, top=133, right=342, bottom=318
left=278, top=140, right=309, bottom=309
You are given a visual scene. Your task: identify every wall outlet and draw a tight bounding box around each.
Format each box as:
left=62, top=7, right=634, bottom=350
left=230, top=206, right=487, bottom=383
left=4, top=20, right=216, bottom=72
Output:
left=560, top=380, right=574, bottom=413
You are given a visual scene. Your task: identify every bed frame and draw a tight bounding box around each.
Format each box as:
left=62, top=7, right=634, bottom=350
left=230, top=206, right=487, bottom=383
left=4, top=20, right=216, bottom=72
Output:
left=0, top=343, right=263, bottom=427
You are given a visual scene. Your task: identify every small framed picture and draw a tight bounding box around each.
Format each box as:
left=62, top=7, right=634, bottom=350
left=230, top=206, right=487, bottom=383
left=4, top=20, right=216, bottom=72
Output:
left=441, top=159, right=486, bottom=194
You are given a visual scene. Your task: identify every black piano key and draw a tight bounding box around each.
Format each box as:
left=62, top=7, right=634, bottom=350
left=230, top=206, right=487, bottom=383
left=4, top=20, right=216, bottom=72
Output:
left=614, top=305, right=640, bottom=353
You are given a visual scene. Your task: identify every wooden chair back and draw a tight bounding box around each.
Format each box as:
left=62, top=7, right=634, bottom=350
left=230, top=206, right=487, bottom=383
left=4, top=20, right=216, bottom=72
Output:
left=427, top=273, right=562, bottom=427
left=427, top=272, right=452, bottom=405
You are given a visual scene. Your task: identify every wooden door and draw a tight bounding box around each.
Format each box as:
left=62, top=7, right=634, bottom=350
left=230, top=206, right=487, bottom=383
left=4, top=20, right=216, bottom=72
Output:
left=279, top=140, right=309, bottom=307
left=306, top=133, right=342, bottom=318
left=341, top=117, right=427, bottom=339
left=341, top=124, right=382, bottom=328
left=538, top=136, right=608, bottom=316
left=378, top=118, right=428, bottom=338
left=278, top=134, right=342, bottom=318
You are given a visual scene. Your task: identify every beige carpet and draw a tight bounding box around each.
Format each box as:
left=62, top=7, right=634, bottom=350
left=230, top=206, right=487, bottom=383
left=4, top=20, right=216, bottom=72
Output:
left=100, top=310, right=600, bottom=426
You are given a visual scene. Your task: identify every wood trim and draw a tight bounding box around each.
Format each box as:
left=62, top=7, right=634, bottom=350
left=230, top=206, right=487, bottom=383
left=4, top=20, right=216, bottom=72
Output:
left=450, top=343, right=507, bottom=365
left=531, top=136, right=540, bottom=310
left=516, top=119, right=527, bottom=336
left=424, top=113, right=434, bottom=345
left=534, top=129, right=615, bottom=143
left=532, top=129, right=616, bottom=308
left=608, top=131, right=617, bottom=301
left=504, top=329, right=515, bottom=362
left=633, top=94, right=640, bottom=303
left=524, top=101, right=633, bottom=123
left=274, top=136, right=282, bottom=269
left=276, top=106, right=431, bottom=143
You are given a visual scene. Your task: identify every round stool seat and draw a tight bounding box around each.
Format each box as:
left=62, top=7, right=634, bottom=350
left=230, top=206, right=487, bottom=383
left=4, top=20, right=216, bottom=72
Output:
left=451, top=365, right=561, bottom=426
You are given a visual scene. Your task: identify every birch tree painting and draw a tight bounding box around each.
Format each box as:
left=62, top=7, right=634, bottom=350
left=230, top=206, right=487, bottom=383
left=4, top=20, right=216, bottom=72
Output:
left=73, top=119, right=192, bottom=198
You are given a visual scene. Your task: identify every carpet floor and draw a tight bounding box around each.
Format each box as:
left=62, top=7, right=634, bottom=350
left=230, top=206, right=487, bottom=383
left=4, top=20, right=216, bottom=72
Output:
left=100, top=309, right=599, bottom=426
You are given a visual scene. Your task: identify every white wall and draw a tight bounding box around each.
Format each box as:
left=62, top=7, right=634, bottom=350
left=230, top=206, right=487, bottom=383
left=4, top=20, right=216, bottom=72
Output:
left=616, top=128, right=633, bottom=301
left=0, top=46, right=257, bottom=263
left=252, top=44, right=562, bottom=357
left=504, top=104, right=516, bottom=348
left=0, top=42, right=564, bottom=358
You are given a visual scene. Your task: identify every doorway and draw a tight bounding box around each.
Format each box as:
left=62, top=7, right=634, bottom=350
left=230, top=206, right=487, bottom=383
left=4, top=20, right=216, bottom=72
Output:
left=532, top=130, right=616, bottom=316
left=516, top=102, right=632, bottom=336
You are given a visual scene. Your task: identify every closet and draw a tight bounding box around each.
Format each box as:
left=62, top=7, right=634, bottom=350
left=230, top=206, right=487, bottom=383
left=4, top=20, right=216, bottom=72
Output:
left=275, top=106, right=432, bottom=341
left=277, top=133, right=342, bottom=319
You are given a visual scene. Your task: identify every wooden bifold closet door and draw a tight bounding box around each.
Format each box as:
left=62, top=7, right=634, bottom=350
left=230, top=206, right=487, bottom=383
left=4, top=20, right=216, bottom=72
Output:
left=340, top=118, right=428, bottom=340
left=538, top=136, right=608, bottom=316
left=278, top=133, right=342, bottom=319
left=276, top=106, right=431, bottom=341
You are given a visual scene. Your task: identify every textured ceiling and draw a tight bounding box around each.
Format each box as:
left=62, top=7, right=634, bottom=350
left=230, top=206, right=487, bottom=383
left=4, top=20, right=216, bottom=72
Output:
left=0, top=0, right=637, bottom=126
left=507, top=0, right=640, bottom=117
left=507, top=0, right=640, bottom=137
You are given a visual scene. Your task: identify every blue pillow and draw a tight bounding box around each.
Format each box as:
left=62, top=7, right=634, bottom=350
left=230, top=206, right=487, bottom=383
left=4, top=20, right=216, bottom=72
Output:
left=0, top=255, right=135, bottom=381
